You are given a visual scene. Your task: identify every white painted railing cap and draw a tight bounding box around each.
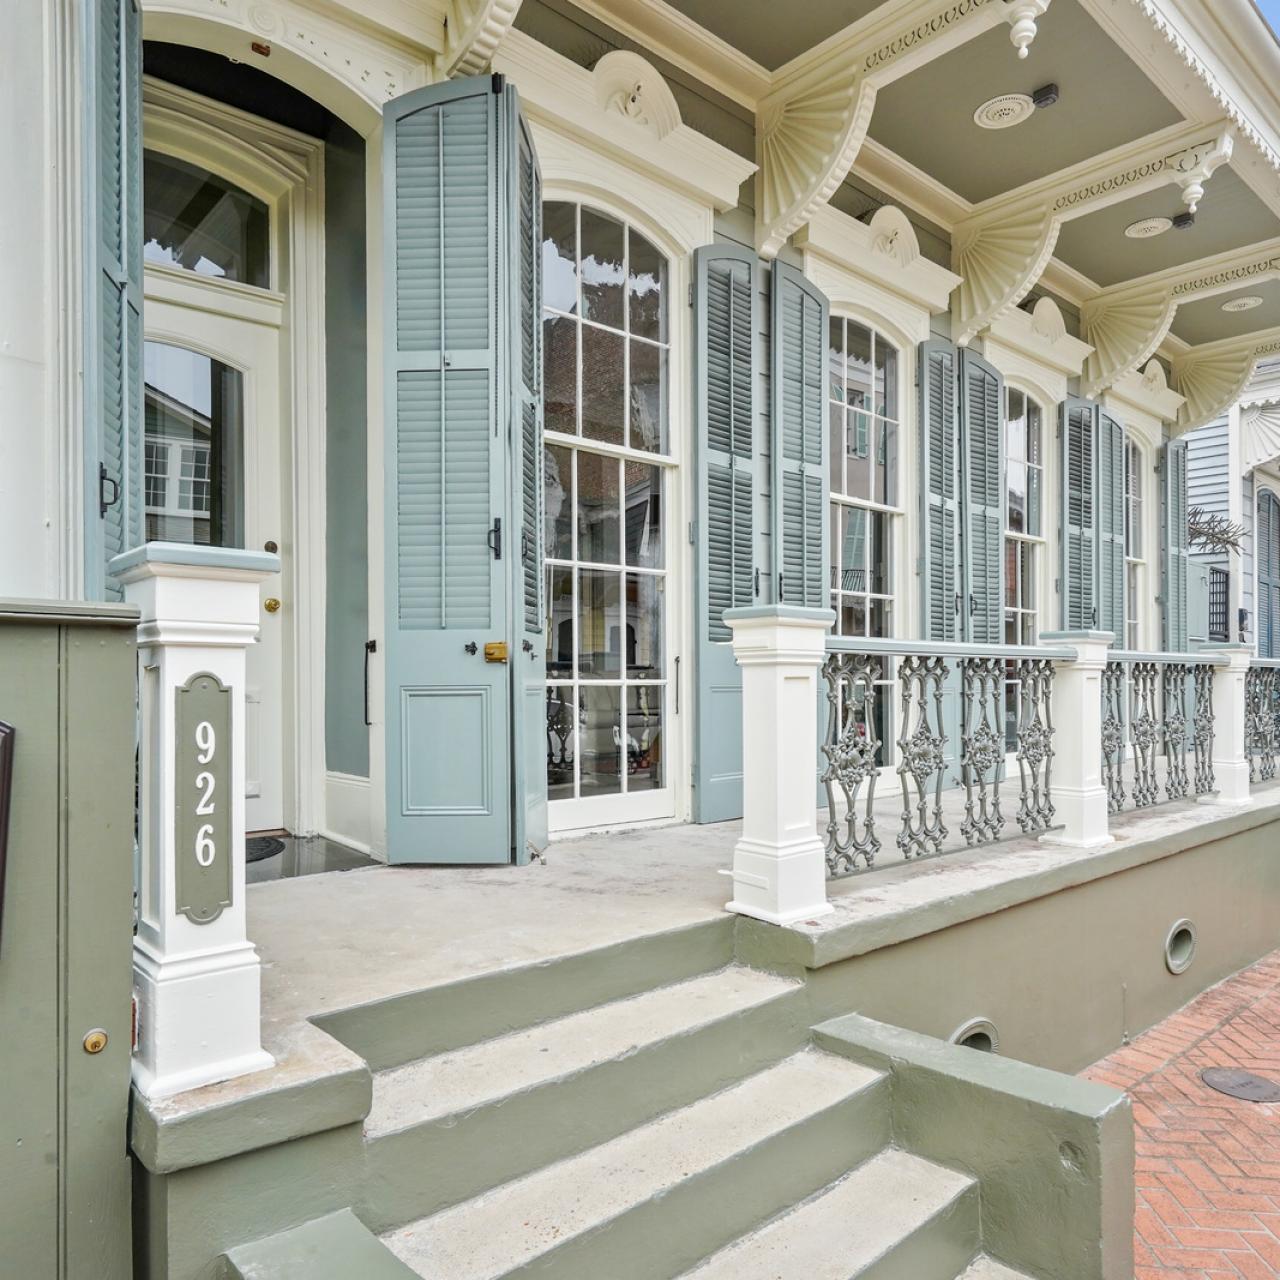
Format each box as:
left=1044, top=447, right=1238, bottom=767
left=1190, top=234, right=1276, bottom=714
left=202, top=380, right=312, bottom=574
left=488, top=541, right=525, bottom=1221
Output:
left=109, top=541, right=281, bottom=583
left=723, top=605, right=836, bottom=627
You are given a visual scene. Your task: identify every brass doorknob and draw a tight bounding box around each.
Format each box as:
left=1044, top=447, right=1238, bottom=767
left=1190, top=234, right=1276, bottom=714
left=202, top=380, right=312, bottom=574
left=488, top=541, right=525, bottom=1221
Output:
left=264, top=597, right=282, bottom=614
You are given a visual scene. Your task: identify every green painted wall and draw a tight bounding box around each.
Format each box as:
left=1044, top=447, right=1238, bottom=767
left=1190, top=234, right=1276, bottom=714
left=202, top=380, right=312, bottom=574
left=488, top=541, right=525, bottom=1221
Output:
left=323, top=124, right=370, bottom=778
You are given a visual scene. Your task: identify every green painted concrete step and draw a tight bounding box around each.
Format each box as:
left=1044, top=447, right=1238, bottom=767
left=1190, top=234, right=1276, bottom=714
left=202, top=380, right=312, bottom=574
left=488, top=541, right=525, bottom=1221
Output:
left=958, top=1260, right=1039, bottom=1280
left=362, top=965, right=807, bottom=1232
left=221, top=1210, right=416, bottom=1279
left=680, top=1148, right=978, bottom=1280
left=380, top=1050, right=889, bottom=1280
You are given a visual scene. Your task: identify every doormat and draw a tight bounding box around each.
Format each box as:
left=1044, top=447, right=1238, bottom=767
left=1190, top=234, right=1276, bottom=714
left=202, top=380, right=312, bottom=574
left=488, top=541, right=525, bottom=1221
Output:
left=246, top=836, right=286, bottom=863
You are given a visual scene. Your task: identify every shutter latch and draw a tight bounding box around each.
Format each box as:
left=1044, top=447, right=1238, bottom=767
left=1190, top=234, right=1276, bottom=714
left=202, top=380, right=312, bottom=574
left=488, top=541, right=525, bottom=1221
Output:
left=99, top=464, right=120, bottom=518
left=487, top=518, right=502, bottom=560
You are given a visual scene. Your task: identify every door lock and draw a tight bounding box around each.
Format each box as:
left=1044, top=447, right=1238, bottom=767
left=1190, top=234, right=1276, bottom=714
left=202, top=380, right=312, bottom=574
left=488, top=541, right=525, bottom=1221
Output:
left=83, top=1029, right=108, bottom=1055
left=484, top=641, right=509, bottom=663
left=264, top=597, right=282, bottom=614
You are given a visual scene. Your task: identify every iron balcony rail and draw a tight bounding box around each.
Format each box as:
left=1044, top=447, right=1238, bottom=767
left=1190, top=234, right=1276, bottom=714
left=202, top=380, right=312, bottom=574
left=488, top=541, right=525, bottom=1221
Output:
left=1101, top=650, right=1226, bottom=814
left=1246, top=658, right=1280, bottom=784
left=820, top=638, right=1076, bottom=879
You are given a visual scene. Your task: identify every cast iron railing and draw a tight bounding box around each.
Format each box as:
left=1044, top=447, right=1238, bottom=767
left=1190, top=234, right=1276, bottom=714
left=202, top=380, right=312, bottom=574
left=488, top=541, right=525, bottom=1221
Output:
left=820, top=639, right=1072, bottom=878
left=1246, top=659, right=1280, bottom=784
left=1100, top=652, right=1222, bottom=813
left=1208, top=567, right=1229, bottom=643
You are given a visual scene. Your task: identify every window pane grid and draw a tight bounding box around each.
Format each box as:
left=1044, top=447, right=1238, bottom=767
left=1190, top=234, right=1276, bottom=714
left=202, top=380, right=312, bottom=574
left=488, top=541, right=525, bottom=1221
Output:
left=1005, top=390, right=1041, bottom=743
left=543, top=202, right=670, bottom=804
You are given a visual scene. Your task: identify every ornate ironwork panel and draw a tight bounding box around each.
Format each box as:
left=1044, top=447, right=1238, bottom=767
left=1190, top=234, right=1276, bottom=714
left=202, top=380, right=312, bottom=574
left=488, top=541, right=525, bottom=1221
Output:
left=1162, top=663, right=1191, bottom=802
left=820, top=652, right=883, bottom=877
left=1014, top=658, right=1055, bottom=833
left=1129, top=661, right=1161, bottom=808
left=1101, top=661, right=1127, bottom=814
left=1192, top=663, right=1215, bottom=797
left=896, top=655, right=949, bottom=859
left=1247, top=666, right=1279, bottom=784
left=960, top=657, right=1005, bottom=846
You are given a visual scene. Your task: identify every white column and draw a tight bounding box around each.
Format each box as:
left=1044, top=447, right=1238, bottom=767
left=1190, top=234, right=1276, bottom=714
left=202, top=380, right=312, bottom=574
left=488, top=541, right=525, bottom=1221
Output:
left=112, top=544, right=279, bottom=1100
left=1039, top=631, right=1114, bottom=849
left=1200, top=644, right=1252, bottom=805
left=724, top=606, right=834, bottom=926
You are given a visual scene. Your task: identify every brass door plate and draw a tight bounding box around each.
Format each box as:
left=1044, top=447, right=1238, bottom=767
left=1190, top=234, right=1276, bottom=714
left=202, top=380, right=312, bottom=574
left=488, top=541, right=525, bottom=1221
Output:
left=484, top=641, right=509, bottom=663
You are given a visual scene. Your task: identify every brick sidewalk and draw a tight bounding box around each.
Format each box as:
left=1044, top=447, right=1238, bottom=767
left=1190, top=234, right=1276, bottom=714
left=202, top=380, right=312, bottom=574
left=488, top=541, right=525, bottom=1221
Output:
left=1083, top=951, right=1280, bottom=1278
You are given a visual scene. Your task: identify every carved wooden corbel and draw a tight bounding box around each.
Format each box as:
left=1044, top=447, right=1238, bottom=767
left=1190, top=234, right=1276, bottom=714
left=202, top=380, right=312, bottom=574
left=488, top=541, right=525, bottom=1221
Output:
left=1081, top=286, right=1177, bottom=400
left=443, top=0, right=523, bottom=77
left=952, top=206, right=1057, bottom=345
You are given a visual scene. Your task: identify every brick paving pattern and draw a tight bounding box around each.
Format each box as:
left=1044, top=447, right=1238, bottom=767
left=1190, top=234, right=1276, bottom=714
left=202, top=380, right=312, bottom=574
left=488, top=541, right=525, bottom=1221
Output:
left=1083, top=951, right=1280, bottom=1278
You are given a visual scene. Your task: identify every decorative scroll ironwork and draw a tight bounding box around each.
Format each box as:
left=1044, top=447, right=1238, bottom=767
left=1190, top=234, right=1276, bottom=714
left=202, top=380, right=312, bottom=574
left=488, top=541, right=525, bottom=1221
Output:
left=1162, top=663, right=1191, bottom=801
left=897, top=655, right=949, bottom=859
left=1246, top=665, right=1279, bottom=784
left=1193, top=663, right=1216, bottom=796
left=820, top=652, right=883, bottom=877
left=1101, top=661, right=1127, bottom=814
left=960, top=657, right=1006, bottom=846
left=1014, top=658, right=1055, bottom=833
left=1129, top=661, right=1161, bottom=808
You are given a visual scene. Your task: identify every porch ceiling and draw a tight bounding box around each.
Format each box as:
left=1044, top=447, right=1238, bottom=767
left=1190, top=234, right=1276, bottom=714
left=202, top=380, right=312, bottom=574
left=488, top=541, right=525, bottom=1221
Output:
left=660, top=0, right=888, bottom=71
left=866, top=0, right=1182, bottom=205
left=1054, top=165, right=1280, bottom=291
left=1171, top=278, right=1280, bottom=347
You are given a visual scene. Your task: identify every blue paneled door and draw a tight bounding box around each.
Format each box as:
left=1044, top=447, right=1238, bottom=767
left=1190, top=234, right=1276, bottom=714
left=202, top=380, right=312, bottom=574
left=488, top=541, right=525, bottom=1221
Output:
left=382, top=76, right=544, bottom=864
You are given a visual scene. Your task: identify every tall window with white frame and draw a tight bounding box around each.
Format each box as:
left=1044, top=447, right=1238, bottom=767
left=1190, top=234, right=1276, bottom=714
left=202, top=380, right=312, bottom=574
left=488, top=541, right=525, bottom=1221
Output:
left=827, top=318, right=898, bottom=635
left=541, top=202, right=670, bottom=815
left=1004, top=388, right=1043, bottom=745
left=1124, top=438, right=1143, bottom=650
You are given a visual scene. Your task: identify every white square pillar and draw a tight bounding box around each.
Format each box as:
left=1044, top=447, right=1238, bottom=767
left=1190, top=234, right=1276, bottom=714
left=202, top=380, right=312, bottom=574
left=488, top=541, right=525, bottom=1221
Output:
left=1039, top=631, right=1114, bottom=849
left=111, top=543, right=279, bottom=1100
left=724, top=606, right=834, bottom=926
left=1199, top=644, right=1252, bottom=805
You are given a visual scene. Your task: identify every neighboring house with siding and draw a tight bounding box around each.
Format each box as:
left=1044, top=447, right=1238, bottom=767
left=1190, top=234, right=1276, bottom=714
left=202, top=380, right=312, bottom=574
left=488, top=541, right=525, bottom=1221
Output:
left=6, top=1, right=1280, bottom=1277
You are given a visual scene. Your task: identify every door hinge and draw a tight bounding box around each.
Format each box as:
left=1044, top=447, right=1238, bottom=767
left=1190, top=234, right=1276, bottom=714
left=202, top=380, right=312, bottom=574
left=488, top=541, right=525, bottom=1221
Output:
left=688, top=520, right=696, bottom=545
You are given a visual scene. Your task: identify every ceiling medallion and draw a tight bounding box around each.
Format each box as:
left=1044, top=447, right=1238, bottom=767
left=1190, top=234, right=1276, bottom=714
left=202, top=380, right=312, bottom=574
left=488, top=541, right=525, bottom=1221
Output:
left=1222, top=295, right=1265, bottom=313
left=1125, top=217, right=1173, bottom=240
left=973, top=94, right=1035, bottom=131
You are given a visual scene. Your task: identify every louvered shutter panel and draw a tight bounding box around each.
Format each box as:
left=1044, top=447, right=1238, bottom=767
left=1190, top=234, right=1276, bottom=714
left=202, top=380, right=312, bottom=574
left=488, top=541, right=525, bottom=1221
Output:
left=93, top=0, right=143, bottom=600
left=919, top=339, right=961, bottom=641
left=770, top=262, right=829, bottom=608
left=693, top=242, right=758, bottom=822
left=958, top=349, right=1004, bottom=645
left=1097, top=412, right=1127, bottom=641
left=383, top=76, right=535, bottom=864
left=1060, top=399, right=1098, bottom=631
left=1162, top=439, right=1190, bottom=652
left=1260, top=492, right=1280, bottom=658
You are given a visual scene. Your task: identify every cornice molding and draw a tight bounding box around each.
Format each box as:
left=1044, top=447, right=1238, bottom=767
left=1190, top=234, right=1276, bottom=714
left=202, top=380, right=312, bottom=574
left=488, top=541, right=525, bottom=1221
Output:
left=1171, top=327, right=1280, bottom=435
left=493, top=29, right=755, bottom=212
left=984, top=296, right=1093, bottom=377
left=1103, top=359, right=1186, bottom=428
left=442, top=0, right=521, bottom=76
left=796, top=202, right=962, bottom=317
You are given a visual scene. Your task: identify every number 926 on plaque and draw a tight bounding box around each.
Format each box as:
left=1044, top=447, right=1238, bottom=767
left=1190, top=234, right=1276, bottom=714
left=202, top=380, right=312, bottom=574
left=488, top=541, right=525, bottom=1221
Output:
left=175, top=672, right=232, bottom=925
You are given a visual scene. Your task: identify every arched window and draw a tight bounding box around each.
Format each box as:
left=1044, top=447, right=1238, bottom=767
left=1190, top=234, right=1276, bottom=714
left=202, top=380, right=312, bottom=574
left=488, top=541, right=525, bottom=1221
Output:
left=541, top=202, right=670, bottom=812
left=1259, top=489, right=1280, bottom=657
left=827, top=318, right=898, bottom=637
left=143, top=150, right=269, bottom=287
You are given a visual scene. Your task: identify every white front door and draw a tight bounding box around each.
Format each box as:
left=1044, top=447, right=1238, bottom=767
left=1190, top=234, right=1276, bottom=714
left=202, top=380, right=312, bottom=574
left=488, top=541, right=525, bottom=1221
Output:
left=143, top=266, right=288, bottom=832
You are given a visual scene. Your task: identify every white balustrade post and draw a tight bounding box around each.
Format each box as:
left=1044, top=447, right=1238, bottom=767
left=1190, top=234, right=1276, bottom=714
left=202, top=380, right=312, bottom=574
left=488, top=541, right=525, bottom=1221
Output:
left=111, top=544, right=279, bottom=1100
left=723, top=606, right=834, bottom=926
left=1039, top=631, right=1114, bottom=849
left=1200, top=645, right=1252, bottom=805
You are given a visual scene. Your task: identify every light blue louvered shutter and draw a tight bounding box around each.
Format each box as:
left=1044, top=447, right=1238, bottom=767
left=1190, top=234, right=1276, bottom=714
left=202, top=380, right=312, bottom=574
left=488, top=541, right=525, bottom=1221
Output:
left=508, top=93, right=546, bottom=858
left=958, top=349, right=1004, bottom=644
left=1097, top=412, right=1127, bottom=641
left=770, top=262, right=829, bottom=607
left=383, top=75, right=523, bottom=864
left=919, top=339, right=961, bottom=641
left=92, top=0, right=143, bottom=600
left=1161, top=439, right=1190, bottom=652
left=1060, top=398, right=1098, bottom=631
left=1260, top=491, right=1280, bottom=658
left=693, top=242, right=758, bottom=823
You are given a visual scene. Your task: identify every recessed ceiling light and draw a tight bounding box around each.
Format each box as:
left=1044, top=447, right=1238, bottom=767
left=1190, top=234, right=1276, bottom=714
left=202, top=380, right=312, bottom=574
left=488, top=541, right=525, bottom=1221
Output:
left=1222, top=295, right=1264, bottom=313
left=1125, top=217, right=1173, bottom=240
left=973, top=94, right=1035, bottom=130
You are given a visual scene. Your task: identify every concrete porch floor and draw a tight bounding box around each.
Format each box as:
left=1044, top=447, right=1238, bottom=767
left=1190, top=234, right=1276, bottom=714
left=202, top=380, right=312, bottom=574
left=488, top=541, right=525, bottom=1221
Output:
left=138, top=781, right=1280, bottom=1135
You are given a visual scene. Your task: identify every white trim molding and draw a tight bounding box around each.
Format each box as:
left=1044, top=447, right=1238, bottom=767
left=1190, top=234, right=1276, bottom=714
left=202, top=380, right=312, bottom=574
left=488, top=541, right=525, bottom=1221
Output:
left=1240, top=397, right=1280, bottom=472
left=981, top=297, right=1093, bottom=406
left=1103, top=360, right=1187, bottom=433
left=493, top=30, right=755, bottom=213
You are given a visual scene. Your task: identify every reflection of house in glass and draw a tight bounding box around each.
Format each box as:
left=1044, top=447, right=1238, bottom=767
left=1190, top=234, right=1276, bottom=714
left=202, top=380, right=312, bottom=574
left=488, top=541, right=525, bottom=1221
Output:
left=143, top=343, right=244, bottom=548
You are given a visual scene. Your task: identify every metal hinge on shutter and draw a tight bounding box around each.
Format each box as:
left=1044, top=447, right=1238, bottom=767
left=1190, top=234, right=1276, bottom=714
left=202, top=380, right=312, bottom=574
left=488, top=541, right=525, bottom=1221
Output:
left=688, top=520, right=696, bottom=545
